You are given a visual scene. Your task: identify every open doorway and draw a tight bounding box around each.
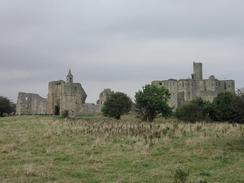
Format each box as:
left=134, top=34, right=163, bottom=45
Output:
left=54, top=105, right=60, bottom=115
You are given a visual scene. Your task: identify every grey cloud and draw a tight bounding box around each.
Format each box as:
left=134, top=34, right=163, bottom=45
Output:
left=0, top=0, right=244, bottom=103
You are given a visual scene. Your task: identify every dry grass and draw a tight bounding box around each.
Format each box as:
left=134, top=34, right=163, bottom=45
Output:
left=0, top=115, right=243, bottom=183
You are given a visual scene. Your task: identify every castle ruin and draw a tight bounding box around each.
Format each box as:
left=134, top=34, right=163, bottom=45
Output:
left=152, top=62, right=235, bottom=109
left=17, top=63, right=235, bottom=115
left=16, top=70, right=110, bottom=116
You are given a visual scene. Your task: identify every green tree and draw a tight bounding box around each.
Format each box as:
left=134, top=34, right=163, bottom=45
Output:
left=0, top=96, right=15, bottom=117
left=135, top=84, right=172, bottom=122
left=102, top=92, right=132, bottom=119
left=176, top=98, right=212, bottom=122
left=210, top=92, right=244, bottom=123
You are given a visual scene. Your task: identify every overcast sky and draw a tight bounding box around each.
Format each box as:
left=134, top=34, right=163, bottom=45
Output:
left=0, top=0, right=244, bottom=103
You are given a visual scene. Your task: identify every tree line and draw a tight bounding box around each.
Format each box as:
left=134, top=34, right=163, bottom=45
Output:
left=102, top=84, right=244, bottom=123
left=1, top=84, right=244, bottom=123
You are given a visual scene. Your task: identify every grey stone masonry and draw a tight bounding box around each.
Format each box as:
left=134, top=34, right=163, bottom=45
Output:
left=47, top=70, right=87, bottom=117
left=16, top=92, right=47, bottom=115
left=152, top=62, right=235, bottom=109
left=17, top=70, right=112, bottom=116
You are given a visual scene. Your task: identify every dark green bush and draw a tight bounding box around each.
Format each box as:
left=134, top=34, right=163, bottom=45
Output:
left=210, top=92, right=244, bottom=123
left=176, top=98, right=212, bottom=122
left=135, top=84, right=172, bottom=122
left=102, top=92, right=132, bottom=119
left=0, top=96, right=15, bottom=117
left=176, top=93, right=244, bottom=123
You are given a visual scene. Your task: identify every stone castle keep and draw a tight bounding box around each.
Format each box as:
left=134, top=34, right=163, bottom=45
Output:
left=16, top=70, right=111, bottom=116
left=152, top=62, right=235, bottom=109
left=17, top=62, right=235, bottom=116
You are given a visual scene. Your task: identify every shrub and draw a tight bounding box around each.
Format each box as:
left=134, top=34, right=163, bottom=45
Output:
left=210, top=92, right=244, bottom=123
left=102, top=92, right=132, bottom=119
left=135, top=84, right=172, bottom=122
left=176, top=98, right=212, bottom=122
left=0, top=96, right=15, bottom=117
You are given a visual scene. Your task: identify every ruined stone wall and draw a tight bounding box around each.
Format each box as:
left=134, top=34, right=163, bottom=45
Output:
left=177, top=92, right=185, bottom=107
left=205, top=76, right=217, bottom=92
left=80, top=103, right=100, bottom=114
left=153, top=79, right=204, bottom=109
left=177, top=79, right=195, bottom=102
left=217, top=81, right=227, bottom=93
left=16, top=92, right=47, bottom=115
left=96, top=89, right=113, bottom=112
left=153, top=80, right=178, bottom=108
left=47, top=80, right=87, bottom=117
left=153, top=77, right=236, bottom=109
left=223, top=80, right=235, bottom=93
left=194, top=80, right=205, bottom=97
left=152, top=62, right=235, bottom=109
left=61, top=83, right=87, bottom=117
left=152, top=80, right=179, bottom=108
left=47, top=81, right=64, bottom=115
left=165, top=80, right=178, bottom=108
left=96, top=89, right=113, bottom=105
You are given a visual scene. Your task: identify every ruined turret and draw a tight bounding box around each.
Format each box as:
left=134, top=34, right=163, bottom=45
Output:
left=66, top=69, right=73, bottom=83
left=192, top=62, right=203, bottom=80
left=97, top=89, right=113, bottom=105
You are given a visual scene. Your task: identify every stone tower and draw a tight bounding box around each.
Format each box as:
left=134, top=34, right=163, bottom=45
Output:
left=192, top=62, right=203, bottom=80
left=47, top=70, right=87, bottom=117
left=66, top=69, right=73, bottom=83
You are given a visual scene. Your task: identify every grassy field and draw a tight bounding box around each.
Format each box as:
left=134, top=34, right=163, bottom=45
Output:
left=0, top=115, right=244, bottom=183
